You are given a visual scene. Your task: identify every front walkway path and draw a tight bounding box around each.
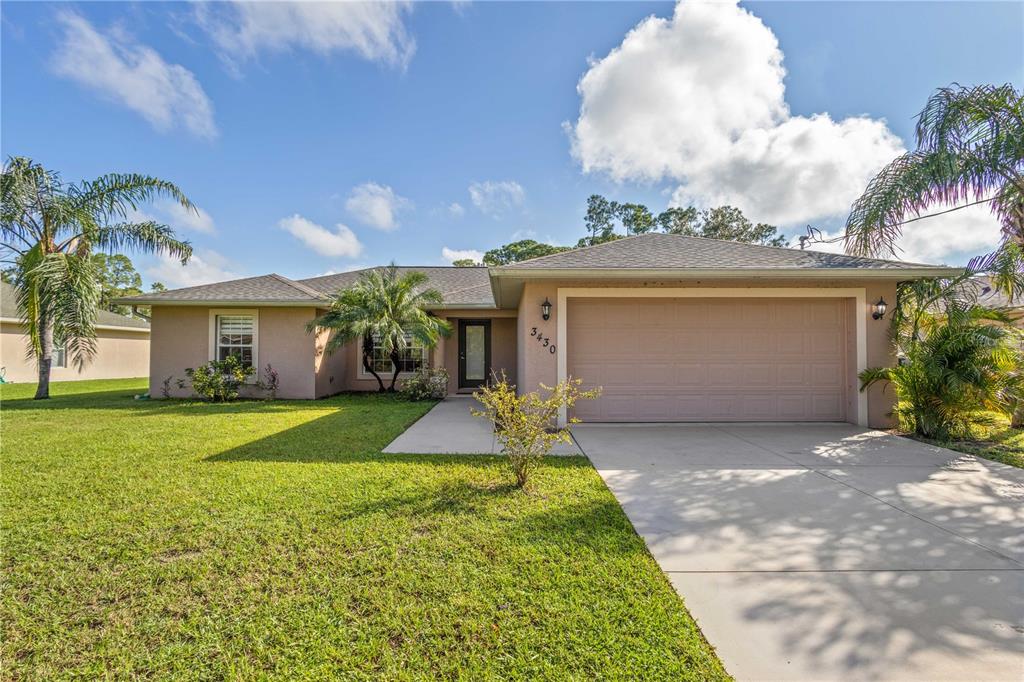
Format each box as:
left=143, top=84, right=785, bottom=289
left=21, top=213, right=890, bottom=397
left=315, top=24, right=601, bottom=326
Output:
left=573, top=423, right=1024, bottom=682
left=383, top=397, right=583, bottom=455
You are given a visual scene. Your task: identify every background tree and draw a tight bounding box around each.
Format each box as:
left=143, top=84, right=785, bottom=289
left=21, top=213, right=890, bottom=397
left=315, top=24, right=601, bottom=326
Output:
left=91, top=253, right=143, bottom=316
left=845, top=84, right=1024, bottom=261
left=306, top=265, right=452, bottom=392
left=451, top=258, right=479, bottom=267
left=581, top=194, right=784, bottom=246
left=483, top=239, right=569, bottom=266
left=0, top=156, right=193, bottom=399
left=149, top=281, right=167, bottom=292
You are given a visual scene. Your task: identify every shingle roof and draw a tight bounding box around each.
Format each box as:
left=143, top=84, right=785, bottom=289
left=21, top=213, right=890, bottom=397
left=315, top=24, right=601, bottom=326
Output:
left=494, top=233, right=953, bottom=271
left=1, top=281, right=150, bottom=330
left=118, top=266, right=495, bottom=307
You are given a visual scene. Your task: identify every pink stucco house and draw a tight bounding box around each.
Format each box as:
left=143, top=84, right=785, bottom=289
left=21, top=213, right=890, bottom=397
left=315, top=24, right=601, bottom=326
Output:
left=118, top=234, right=960, bottom=427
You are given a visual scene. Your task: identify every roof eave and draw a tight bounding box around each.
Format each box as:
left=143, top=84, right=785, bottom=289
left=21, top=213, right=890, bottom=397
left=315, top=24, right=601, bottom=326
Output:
left=489, top=267, right=965, bottom=280
left=111, top=298, right=328, bottom=307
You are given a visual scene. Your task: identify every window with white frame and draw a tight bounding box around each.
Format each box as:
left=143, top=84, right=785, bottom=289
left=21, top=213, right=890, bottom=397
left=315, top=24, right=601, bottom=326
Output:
left=214, top=314, right=256, bottom=368
left=52, top=341, right=68, bottom=368
left=364, top=334, right=425, bottom=375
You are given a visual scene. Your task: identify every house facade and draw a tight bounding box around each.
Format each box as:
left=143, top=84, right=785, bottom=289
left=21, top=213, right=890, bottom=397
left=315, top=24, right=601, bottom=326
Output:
left=1, top=282, right=151, bottom=383
left=119, top=234, right=962, bottom=428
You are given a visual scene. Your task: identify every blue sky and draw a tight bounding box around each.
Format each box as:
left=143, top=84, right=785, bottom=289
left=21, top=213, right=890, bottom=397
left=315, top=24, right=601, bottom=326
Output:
left=2, top=1, right=1021, bottom=288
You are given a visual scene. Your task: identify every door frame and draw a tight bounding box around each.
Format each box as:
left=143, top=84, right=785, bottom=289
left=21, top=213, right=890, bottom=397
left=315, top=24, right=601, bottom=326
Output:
left=555, top=287, right=868, bottom=427
left=458, top=319, right=491, bottom=390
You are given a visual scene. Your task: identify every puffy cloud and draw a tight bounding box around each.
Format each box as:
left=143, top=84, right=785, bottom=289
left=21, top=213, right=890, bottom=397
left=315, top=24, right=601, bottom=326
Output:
left=146, top=249, right=237, bottom=288
left=195, top=1, right=415, bottom=71
left=51, top=12, right=216, bottom=139
left=469, top=180, right=525, bottom=216
left=344, top=182, right=410, bottom=231
left=154, top=200, right=216, bottom=234
left=567, top=0, right=904, bottom=226
left=441, top=247, right=484, bottom=264
left=279, top=214, right=363, bottom=258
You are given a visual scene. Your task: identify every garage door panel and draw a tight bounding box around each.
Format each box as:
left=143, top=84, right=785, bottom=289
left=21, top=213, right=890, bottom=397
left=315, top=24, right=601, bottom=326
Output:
left=568, top=297, right=849, bottom=422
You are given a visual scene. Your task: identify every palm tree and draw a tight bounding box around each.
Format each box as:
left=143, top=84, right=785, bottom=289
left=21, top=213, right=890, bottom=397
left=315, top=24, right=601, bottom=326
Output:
left=845, top=84, right=1024, bottom=260
left=1, top=157, right=194, bottom=399
left=860, top=272, right=1024, bottom=440
left=307, top=265, right=452, bottom=392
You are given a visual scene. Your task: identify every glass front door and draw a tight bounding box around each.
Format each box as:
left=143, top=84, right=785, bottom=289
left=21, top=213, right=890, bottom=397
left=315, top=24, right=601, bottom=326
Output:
left=458, top=320, right=491, bottom=389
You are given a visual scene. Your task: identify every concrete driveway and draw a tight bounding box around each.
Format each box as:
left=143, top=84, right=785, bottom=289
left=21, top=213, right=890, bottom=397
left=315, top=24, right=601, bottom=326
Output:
left=572, top=423, right=1024, bottom=681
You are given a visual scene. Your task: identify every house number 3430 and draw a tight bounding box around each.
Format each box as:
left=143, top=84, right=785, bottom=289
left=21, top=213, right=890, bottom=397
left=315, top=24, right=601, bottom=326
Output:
left=530, top=327, right=557, bottom=354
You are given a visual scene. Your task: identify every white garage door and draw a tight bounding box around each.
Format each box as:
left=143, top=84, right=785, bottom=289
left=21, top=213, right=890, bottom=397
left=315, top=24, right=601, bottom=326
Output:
left=567, top=298, right=850, bottom=422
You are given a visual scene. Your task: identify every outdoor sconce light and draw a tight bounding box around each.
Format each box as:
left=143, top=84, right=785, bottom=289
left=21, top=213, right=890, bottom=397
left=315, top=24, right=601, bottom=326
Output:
left=541, top=297, right=552, bottom=321
left=872, top=297, right=887, bottom=320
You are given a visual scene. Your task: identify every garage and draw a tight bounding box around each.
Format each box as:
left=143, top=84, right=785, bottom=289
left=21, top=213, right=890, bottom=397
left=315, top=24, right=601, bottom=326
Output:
left=567, top=297, right=852, bottom=422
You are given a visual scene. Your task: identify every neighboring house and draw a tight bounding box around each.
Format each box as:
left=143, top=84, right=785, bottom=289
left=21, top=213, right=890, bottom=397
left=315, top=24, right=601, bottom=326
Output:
left=1, top=281, right=150, bottom=383
left=118, top=233, right=960, bottom=428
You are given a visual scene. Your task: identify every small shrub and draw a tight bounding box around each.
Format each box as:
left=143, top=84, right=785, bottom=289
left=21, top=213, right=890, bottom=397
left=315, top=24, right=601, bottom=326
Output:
left=255, top=363, right=280, bottom=400
left=160, top=376, right=173, bottom=399
left=400, top=367, right=449, bottom=401
left=472, top=373, right=600, bottom=489
left=184, top=355, right=254, bottom=402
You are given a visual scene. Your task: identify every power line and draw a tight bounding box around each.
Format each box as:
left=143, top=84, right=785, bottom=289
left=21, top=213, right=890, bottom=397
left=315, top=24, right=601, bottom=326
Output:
left=800, top=196, right=997, bottom=248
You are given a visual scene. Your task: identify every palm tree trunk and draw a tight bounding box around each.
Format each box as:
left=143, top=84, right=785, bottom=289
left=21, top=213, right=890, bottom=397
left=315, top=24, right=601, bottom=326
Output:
left=1011, top=399, right=1024, bottom=429
left=360, top=336, right=386, bottom=392
left=388, top=349, right=401, bottom=392
left=34, top=313, right=53, bottom=400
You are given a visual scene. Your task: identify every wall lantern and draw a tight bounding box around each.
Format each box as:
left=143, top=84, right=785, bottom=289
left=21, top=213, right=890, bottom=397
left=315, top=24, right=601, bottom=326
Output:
left=872, top=297, right=887, bottom=321
left=541, top=297, right=552, bottom=321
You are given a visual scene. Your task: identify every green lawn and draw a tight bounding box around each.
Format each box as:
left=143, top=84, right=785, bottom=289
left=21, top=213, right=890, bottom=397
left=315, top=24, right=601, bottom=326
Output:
left=1, top=378, right=727, bottom=680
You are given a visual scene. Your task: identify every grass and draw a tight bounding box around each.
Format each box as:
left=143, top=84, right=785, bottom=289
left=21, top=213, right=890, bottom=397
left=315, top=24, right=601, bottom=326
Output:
left=912, top=414, right=1024, bottom=470
left=1, top=378, right=727, bottom=680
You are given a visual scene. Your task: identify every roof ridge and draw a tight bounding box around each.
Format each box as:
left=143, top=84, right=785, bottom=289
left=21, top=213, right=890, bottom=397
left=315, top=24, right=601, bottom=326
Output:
left=268, top=272, right=329, bottom=299
left=662, top=231, right=943, bottom=267
left=494, top=233, right=646, bottom=268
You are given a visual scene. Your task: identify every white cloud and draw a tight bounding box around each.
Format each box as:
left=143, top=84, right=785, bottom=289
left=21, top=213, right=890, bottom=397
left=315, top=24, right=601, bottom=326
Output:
left=155, top=200, right=216, bottom=234
left=469, top=180, right=525, bottom=216
left=441, top=247, right=484, bottom=264
left=51, top=12, right=216, bottom=139
left=279, top=214, right=363, bottom=258
left=344, top=182, right=410, bottom=231
left=146, top=250, right=237, bottom=288
left=195, top=1, right=415, bottom=71
left=792, top=203, right=1004, bottom=265
left=567, top=0, right=904, bottom=226
left=448, top=202, right=466, bottom=217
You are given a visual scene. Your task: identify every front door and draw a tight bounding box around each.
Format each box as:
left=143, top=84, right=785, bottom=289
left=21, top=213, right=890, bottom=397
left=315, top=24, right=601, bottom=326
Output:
left=458, top=320, right=491, bottom=389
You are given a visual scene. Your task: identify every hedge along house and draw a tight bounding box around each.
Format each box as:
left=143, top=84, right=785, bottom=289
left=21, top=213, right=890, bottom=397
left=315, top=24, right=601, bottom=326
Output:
left=118, top=234, right=961, bottom=427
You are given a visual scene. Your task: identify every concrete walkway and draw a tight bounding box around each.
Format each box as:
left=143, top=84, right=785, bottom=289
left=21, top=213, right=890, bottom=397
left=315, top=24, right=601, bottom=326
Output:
left=383, top=397, right=583, bottom=455
left=573, top=423, right=1024, bottom=682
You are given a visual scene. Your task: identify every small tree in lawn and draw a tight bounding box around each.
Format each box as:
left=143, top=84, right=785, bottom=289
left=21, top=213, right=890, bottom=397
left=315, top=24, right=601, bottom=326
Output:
left=473, top=374, right=600, bottom=489
left=306, top=265, right=452, bottom=392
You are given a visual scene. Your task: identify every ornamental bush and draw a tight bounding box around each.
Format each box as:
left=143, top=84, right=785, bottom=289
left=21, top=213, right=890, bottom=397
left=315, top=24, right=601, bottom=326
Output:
left=472, top=373, right=600, bottom=489
left=184, top=355, right=254, bottom=402
left=400, top=367, right=449, bottom=401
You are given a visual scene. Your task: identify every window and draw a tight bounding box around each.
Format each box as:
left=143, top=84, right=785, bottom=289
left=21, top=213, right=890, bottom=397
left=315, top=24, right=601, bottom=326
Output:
left=364, top=334, right=425, bottom=375
left=213, top=314, right=256, bottom=368
left=52, top=341, right=68, bottom=369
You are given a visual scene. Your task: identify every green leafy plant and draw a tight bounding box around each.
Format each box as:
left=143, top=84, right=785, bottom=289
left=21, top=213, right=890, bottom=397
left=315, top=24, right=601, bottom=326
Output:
left=400, top=367, right=449, bottom=401
left=184, top=356, right=254, bottom=402
left=306, top=265, right=452, bottom=392
left=472, top=374, right=600, bottom=489
left=860, top=277, right=1024, bottom=440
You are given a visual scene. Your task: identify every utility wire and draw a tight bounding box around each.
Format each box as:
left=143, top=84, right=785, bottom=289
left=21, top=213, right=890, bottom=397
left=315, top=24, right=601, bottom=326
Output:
left=801, top=196, right=997, bottom=247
